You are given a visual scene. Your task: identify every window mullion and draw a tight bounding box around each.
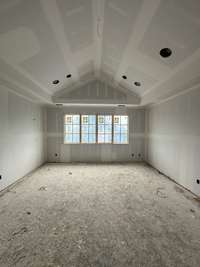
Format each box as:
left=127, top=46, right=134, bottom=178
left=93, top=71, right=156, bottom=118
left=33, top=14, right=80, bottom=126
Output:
left=112, top=114, right=114, bottom=144
left=96, top=114, right=98, bottom=144
left=80, top=114, right=82, bottom=144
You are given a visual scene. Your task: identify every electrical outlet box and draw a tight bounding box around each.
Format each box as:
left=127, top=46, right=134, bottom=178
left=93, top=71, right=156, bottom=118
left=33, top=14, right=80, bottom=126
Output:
left=0, top=175, right=2, bottom=180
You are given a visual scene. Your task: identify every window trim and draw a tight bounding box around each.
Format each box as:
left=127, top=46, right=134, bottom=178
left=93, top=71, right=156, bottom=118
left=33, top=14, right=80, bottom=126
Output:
left=63, top=114, right=81, bottom=144
left=63, top=114, right=129, bottom=145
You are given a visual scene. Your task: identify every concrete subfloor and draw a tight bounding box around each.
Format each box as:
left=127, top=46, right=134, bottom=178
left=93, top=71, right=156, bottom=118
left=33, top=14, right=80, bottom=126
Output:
left=0, top=163, right=200, bottom=267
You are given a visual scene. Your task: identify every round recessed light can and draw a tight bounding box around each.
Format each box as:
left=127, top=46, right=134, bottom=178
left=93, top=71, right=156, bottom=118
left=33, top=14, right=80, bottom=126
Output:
left=134, top=81, right=141, bottom=86
left=66, top=74, right=72, bottom=78
left=52, top=80, right=59, bottom=85
left=160, top=48, right=172, bottom=58
left=122, top=75, right=127, bottom=79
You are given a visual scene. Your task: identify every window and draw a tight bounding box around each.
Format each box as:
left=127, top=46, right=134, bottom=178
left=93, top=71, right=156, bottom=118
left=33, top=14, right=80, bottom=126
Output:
left=64, top=115, right=80, bottom=144
left=98, top=115, right=112, bottom=143
left=113, top=115, right=128, bottom=144
left=64, top=114, right=129, bottom=144
left=81, top=115, right=96, bottom=143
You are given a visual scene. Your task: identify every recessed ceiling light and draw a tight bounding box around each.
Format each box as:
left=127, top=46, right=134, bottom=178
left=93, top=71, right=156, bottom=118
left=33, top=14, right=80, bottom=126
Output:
left=160, top=48, right=172, bottom=58
left=134, top=81, right=141, bottom=86
left=66, top=74, right=72, bottom=78
left=52, top=79, right=59, bottom=85
left=122, top=75, right=127, bottom=79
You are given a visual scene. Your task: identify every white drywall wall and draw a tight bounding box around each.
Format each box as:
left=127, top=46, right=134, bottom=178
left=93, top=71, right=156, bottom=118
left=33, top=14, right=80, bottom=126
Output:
left=0, top=85, right=46, bottom=191
left=146, top=88, right=200, bottom=196
left=47, top=106, right=145, bottom=162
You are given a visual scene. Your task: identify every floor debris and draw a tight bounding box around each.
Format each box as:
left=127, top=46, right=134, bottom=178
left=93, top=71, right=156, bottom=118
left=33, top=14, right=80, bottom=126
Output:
left=8, top=227, right=28, bottom=241
left=0, top=163, right=199, bottom=267
left=38, top=186, right=47, bottom=191
left=156, top=187, right=167, bottom=198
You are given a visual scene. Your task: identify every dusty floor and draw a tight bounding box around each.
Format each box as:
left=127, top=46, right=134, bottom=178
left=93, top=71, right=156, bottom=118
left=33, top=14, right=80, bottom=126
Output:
left=0, top=163, right=200, bottom=267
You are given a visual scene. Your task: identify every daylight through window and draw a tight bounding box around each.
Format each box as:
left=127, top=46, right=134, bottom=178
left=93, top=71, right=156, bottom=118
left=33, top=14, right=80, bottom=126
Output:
left=64, top=115, right=129, bottom=144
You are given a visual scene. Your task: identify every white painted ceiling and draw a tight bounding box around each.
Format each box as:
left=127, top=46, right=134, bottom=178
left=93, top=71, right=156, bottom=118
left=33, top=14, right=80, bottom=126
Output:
left=0, top=0, right=200, bottom=105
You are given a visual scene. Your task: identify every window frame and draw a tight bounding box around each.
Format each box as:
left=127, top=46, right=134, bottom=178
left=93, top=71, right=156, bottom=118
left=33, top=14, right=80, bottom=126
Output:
left=81, top=115, right=97, bottom=144
left=63, top=114, right=81, bottom=144
left=63, top=114, right=129, bottom=145
left=113, top=115, right=129, bottom=144
left=97, top=115, right=113, bottom=144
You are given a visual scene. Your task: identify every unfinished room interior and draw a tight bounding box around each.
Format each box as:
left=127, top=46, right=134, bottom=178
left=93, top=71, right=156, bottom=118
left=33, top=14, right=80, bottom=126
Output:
left=0, top=0, right=200, bottom=266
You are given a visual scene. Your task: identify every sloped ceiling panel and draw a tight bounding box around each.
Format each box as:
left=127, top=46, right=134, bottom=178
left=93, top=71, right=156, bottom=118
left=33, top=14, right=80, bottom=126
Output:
left=0, top=0, right=199, bottom=104
left=53, top=80, right=140, bottom=105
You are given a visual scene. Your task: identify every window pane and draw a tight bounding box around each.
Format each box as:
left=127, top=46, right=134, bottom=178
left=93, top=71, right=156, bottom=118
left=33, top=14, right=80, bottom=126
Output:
left=64, top=114, right=128, bottom=145
left=98, top=134, right=104, bottom=143
left=65, top=125, right=72, bottom=133
left=89, top=134, right=96, bottom=143
left=121, top=116, right=128, bottom=124
left=65, top=115, right=72, bottom=124
left=97, top=115, right=112, bottom=143
left=81, top=115, right=96, bottom=143
left=82, top=125, right=88, bottom=133
left=114, top=134, right=120, bottom=143
left=82, top=115, right=89, bottom=124
left=105, top=134, right=112, bottom=143
left=114, top=125, right=120, bottom=133
left=73, top=115, right=80, bottom=124
left=113, top=115, right=129, bottom=144
left=73, top=134, right=80, bottom=143
left=82, top=134, right=88, bottom=143
left=98, top=124, right=104, bottom=133
left=114, top=116, right=120, bottom=124
left=64, top=115, right=80, bottom=144
left=121, top=125, right=128, bottom=133
left=73, top=125, right=80, bottom=133
left=89, top=115, right=96, bottom=124
left=64, top=134, right=72, bottom=143
left=105, top=124, right=112, bottom=133
left=121, top=134, right=128, bottom=143
left=98, top=116, right=104, bottom=124
left=89, top=125, right=96, bottom=133
left=105, top=115, right=112, bottom=124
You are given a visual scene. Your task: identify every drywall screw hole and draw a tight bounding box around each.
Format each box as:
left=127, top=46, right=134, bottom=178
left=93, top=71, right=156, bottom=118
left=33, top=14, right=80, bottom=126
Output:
left=196, top=179, right=200, bottom=184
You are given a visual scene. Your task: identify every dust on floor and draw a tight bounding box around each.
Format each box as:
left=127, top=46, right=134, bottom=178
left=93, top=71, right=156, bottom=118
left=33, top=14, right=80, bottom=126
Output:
left=0, top=163, right=200, bottom=267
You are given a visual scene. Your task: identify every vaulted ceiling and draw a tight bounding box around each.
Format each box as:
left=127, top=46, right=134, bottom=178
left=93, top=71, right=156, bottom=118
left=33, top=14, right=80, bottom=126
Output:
left=0, top=0, right=200, bottom=106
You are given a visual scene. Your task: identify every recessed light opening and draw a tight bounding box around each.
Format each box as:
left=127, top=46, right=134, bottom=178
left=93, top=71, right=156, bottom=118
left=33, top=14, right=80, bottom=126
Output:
left=134, top=81, right=141, bottom=86
left=52, top=80, right=59, bottom=85
left=160, top=48, right=172, bottom=58
left=122, top=75, right=127, bottom=80
left=66, top=74, right=72, bottom=78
